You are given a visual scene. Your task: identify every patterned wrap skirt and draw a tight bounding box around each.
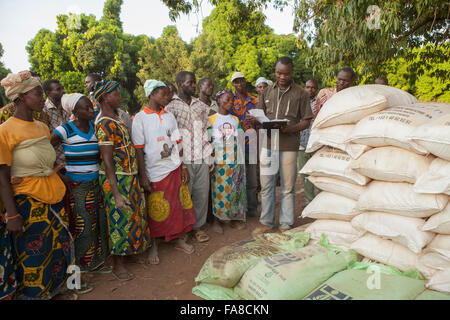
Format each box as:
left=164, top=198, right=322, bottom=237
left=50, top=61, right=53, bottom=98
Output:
left=100, top=174, right=150, bottom=256
left=211, top=162, right=247, bottom=221
left=13, top=195, right=74, bottom=300
left=0, top=214, right=16, bottom=300
left=68, top=179, right=108, bottom=271
left=147, top=166, right=196, bottom=242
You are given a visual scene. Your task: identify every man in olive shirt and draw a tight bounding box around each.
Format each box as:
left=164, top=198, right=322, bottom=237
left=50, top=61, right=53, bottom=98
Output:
left=248, top=56, right=313, bottom=235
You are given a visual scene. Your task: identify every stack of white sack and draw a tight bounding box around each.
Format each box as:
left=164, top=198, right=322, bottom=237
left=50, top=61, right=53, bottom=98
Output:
left=344, top=101, right=450, bottom=293
left=300, top=85, right=418, bottom=249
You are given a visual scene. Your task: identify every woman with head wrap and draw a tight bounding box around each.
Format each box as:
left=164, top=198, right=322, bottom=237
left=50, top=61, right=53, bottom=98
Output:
left=132, top=80, right=196, bottom=265
left=93, top=80, right=150, bottom=281
left=208, top=90, right=247, bottom=235
left=50, top=93, right=109, bottom=293
left=0, top=71, right=75, bottom=300
left=255, top=77, right=272, bottom=96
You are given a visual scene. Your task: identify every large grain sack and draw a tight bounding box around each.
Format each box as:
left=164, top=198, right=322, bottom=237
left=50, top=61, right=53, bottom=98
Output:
left=358, top=181, right=449, bottom=217
left=305, top=220, right=366, bottom=248
left=192, top=283, right=240, bottom=300
left=312, top=85, right=417, bottom=129
left=301, top=192, right=360, bottom=221
left=409, top=110, right=450, bottom=161
left=348, top=103, right=450, bottom=154
left=300, top=147, right=371, bottom=186
left=306, top=125, right=371, bottom=159
left=351, top=212, right=434, bottom=253
left=414, top=158, right=450, bottom=195
left=349, top=146, right=434, bottom=183
left=194, top=232, right=310, bottom=288
left=426, top=269, right=450, bottom=293
left=415, top=289, right=450, bottom=300
left=419, top=233, right=450, bottom=271
left=303, top=269, right=425, bottom=300
left=234, top=243, right=357, bottom=300
left=307, top=176, right=366, bottom=201
left=350, top=234, right=436, bottom=279
left=422, top=203, right=450, bottom=234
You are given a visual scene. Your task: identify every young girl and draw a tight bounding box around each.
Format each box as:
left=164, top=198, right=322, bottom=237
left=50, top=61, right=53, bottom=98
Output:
left=94, top=80, right=151, bottom=281
left=132, top=80, right=195, bottom=265
left=209, top=90, right=247, bottom=234
left=51, top=93, right=109, bottom=293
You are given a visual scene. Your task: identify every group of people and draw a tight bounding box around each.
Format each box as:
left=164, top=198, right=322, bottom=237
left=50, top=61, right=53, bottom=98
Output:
left=0, top=54, right=376, bottom=300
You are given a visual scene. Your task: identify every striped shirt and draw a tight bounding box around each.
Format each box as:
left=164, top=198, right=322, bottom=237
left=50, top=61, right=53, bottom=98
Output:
left=54, top=121, right=100, bottom=182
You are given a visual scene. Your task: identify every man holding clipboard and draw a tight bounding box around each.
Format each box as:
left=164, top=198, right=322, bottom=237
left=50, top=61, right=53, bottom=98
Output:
left=247, top=56, right=313, bottom=235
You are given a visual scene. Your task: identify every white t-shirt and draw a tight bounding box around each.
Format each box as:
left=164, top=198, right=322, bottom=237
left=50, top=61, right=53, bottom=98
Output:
left=209, top=113, right=240, bottom=143
left=132, top=107, right=182, bottom=182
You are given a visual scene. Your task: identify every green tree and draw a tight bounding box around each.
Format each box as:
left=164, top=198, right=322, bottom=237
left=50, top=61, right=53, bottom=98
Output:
left=162, top=0, right=449, bottom=84
left=136, top=26, right=192, bottom=105
left=26, top=0, right=145, bottom=112
left=0, top=43, right=12, bottom=107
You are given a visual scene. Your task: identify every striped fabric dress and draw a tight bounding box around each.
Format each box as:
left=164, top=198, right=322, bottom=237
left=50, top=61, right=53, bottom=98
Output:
left=54, top=121, right=108, bottom=271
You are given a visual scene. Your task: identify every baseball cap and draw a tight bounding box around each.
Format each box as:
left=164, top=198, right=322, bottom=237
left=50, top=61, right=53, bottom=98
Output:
left=231, top=72, right=245, bottom=83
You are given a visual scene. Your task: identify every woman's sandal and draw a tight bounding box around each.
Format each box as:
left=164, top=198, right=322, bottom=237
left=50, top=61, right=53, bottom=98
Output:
left=75, top=282, right=94, bottom=295
left=89, top=265, right=113, bottom=274
left=174, top=244, right=195, bottom=254
left=194, top=230, right=210, bottom=243
left=112, top=271, right=135, bottom=282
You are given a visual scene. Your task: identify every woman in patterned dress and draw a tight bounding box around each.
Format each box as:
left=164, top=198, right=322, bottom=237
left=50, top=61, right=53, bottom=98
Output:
left=0, top=71, right=74, bottom=300
left=93, top=80, right=150, bottom=281
left=209, top=90, right=247, bottom=234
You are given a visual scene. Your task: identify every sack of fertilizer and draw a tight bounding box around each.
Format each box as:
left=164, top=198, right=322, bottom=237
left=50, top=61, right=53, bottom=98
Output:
left=408, top=108, right=450, bottom=161
left=415, top=290, right=450, bottom=300
left=194, top=232, right=309, bottom=288
left=357, top=181, right=449, bottom=218
left=350, top=233, right=436, bottom=279
left=348, top=103, right=450, bottom=155
left=234, top=235, right=357, bottom=300
left=192, top=283, right=240, bottom=300
left=422, top=203, right=450, bottom=234
left=351, top=212, right=435, bottom=254
left=306, top=124, right=371, bottom=159
left=349, top=146, right=434, bottom=184
left=303, top=262, right=425, bottom=300
left=313, top=85, right=417, bottom=129
left=307, top=176, right=366, bottom=201
left=419, top=235, right=450, bottom=271
left=414, top=158, right=450, bottom=195
left=300, top=147, right=371, bottom=186
left=426, top=268, right=450, bottom=293
left=301, top=191, right=360, bottom=221
left=305, top=220, right=366, bottom=249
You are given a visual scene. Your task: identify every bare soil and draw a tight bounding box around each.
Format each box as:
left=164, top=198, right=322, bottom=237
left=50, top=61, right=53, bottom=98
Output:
left=80, top=173, right=313, bottom=300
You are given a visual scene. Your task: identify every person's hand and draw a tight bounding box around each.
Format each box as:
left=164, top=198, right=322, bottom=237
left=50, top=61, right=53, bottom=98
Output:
left=139, top=175, right=152, bottom=193
left=114, top=194, right=132, bottom=211
left=181, top=166, right=190, bottom=185
left=246, top=113, right=260, bottom=125
left=280, top=123, right=298, bottom=134
left=6, top=216, right=24, bottom=236
left=209, top=164, right=215, bottom=173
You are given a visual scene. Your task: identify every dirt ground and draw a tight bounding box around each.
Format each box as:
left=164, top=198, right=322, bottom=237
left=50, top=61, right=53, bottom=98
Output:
left=80, top=173, right=313, bottom=300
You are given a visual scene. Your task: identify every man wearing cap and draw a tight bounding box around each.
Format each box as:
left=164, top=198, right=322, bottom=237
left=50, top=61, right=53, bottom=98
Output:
left=249, top=56, right=313, bottom=235
left=230, top=71, right=259, bottom=217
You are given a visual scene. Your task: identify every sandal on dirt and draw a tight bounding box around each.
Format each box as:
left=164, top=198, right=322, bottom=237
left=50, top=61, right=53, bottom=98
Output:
left=112, top=271, right=135, bottom=282
left=89, top=265, right=113, bottom=274
left=174, top=244, right=195, bottom=255
left=194, top=230, right=210, bottom=243
left=75, top=282, right=94, bottom=295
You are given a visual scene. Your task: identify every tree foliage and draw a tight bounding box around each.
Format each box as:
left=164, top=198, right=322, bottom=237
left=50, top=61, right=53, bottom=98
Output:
left=161, top=0, right=449, bottom=84
left=0, top=43, right=12, bottom=107
left=26, top=0, right=143, bottom=112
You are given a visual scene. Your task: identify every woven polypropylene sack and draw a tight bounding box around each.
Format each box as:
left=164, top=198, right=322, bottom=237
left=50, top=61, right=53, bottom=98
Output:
left=301, top=192, right=360, bottom=221
left=307, top=176, right=366, bottom=201
left=414, top=158, right=450, bottom=195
